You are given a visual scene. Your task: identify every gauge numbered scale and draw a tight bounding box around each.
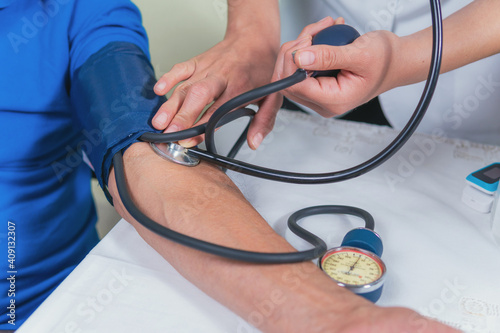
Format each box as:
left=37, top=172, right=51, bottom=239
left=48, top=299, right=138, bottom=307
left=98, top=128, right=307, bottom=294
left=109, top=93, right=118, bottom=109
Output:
left=319, top=244, right=386, bottom=302
left=287, top=206, right=387, bottom=303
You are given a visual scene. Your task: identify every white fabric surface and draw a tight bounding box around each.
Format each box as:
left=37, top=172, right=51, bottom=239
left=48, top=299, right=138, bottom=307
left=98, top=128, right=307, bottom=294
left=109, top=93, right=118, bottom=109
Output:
left=280, top=0, right=500, bottom=146
left=18, top=110, right=500, bottom=332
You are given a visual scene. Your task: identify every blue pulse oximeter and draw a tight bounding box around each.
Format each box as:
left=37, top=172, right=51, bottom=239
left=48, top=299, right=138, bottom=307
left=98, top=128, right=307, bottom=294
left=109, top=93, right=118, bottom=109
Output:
left=466, top=163, right=500, bottom=194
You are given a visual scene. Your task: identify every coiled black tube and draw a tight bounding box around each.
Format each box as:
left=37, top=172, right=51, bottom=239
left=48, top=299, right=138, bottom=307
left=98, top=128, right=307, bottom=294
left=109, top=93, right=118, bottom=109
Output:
left=118, top=0, right=443, bottom=262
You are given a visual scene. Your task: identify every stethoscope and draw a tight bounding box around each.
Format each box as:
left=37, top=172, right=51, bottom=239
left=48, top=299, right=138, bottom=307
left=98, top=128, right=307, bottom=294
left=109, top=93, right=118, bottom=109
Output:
left=112, top=0, right=442, bottom=272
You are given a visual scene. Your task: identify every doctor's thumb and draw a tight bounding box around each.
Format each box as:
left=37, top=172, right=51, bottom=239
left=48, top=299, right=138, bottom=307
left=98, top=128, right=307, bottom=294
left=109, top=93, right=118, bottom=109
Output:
left=294, top=45, right=347, bottom=72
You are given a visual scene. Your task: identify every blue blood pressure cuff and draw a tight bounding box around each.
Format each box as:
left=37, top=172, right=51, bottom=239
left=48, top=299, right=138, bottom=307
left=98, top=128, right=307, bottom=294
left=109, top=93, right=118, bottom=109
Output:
left=71, top=41, right=165, bottom=193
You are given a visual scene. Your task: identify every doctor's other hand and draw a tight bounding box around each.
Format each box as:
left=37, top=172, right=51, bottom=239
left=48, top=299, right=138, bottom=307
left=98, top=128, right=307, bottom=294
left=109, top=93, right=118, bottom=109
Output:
left=151, top=32, right=281, bottom=148
left=248, top=18, right=404, bottom=148
left=284, top=20, right=403, bottom=116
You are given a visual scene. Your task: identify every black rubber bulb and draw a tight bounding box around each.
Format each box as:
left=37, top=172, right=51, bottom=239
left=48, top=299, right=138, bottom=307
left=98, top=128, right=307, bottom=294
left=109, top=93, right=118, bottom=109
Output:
left=310, top=24, right=361, bottom=77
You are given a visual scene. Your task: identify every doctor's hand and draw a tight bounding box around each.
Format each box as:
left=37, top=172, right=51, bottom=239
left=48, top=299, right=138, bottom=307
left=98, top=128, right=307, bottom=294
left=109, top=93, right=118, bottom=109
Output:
left=151, top=33, right=281, bottom=148
left=249, top=18, right=404, bottom=148
left=283, top=19, right=403, bottom=116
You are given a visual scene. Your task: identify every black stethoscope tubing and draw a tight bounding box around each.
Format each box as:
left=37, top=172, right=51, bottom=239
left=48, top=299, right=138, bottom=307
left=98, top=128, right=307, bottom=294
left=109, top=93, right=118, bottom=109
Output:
left=113, top=0, right=443, bottom=263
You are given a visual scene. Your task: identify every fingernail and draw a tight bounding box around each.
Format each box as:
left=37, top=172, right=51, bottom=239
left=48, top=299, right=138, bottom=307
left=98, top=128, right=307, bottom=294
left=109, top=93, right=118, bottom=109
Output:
left=292, top=38, right=312, bottom=64
left=297, top=51, right=315, bottom=66
left=179, top=139, right=195, bottom=148
left=251, top=133, right=263, bottom=150
left=319, top=16, right=330, bottom=23
left=154, top=113, right=168, bottom=127
left=155, top=81, right=166, bottom=92
left=164, top=124, right=179, bottom=133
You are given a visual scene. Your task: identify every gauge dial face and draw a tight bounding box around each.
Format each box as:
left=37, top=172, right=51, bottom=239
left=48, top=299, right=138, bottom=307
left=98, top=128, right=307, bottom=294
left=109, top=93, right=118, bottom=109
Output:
left=320, top=247, right=385, bottom=286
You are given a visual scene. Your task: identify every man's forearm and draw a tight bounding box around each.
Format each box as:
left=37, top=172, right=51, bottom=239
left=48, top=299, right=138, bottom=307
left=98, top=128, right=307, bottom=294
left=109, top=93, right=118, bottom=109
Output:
left=106, top=142, right=366, bottom=332
left=105, top=142, right=458, bottom=333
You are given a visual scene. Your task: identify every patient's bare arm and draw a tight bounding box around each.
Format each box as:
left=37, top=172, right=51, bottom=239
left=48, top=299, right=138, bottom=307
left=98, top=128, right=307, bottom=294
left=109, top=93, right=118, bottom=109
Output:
left=106, top=142, right=457, bottom=333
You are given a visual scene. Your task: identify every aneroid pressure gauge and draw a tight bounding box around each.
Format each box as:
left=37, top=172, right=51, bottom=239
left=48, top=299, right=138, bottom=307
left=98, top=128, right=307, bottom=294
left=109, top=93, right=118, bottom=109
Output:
left=287, top=206, right=387, bottom=302
left=320, top=228, right=386, bottom=302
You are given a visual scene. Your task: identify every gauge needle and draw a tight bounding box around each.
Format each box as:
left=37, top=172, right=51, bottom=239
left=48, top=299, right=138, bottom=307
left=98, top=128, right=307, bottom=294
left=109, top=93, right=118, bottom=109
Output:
left=349, top=255, right=361, bottom=272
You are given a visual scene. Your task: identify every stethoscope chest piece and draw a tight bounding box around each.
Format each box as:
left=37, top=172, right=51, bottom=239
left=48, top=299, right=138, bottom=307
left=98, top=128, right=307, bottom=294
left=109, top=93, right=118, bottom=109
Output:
left=319, top=228, right=386, bottom=302
left=151, top=142, right=200, bottom=166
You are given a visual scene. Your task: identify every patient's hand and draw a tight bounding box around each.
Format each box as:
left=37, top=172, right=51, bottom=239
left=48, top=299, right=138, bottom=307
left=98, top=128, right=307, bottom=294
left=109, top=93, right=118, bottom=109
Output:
left=337, top=303, right=460, bottom=333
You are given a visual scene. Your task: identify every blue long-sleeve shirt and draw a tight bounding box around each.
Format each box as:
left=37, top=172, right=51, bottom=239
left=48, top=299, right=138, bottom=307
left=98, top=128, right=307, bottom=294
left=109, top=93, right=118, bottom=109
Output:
left=0, top=0, right=149, bottom=327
